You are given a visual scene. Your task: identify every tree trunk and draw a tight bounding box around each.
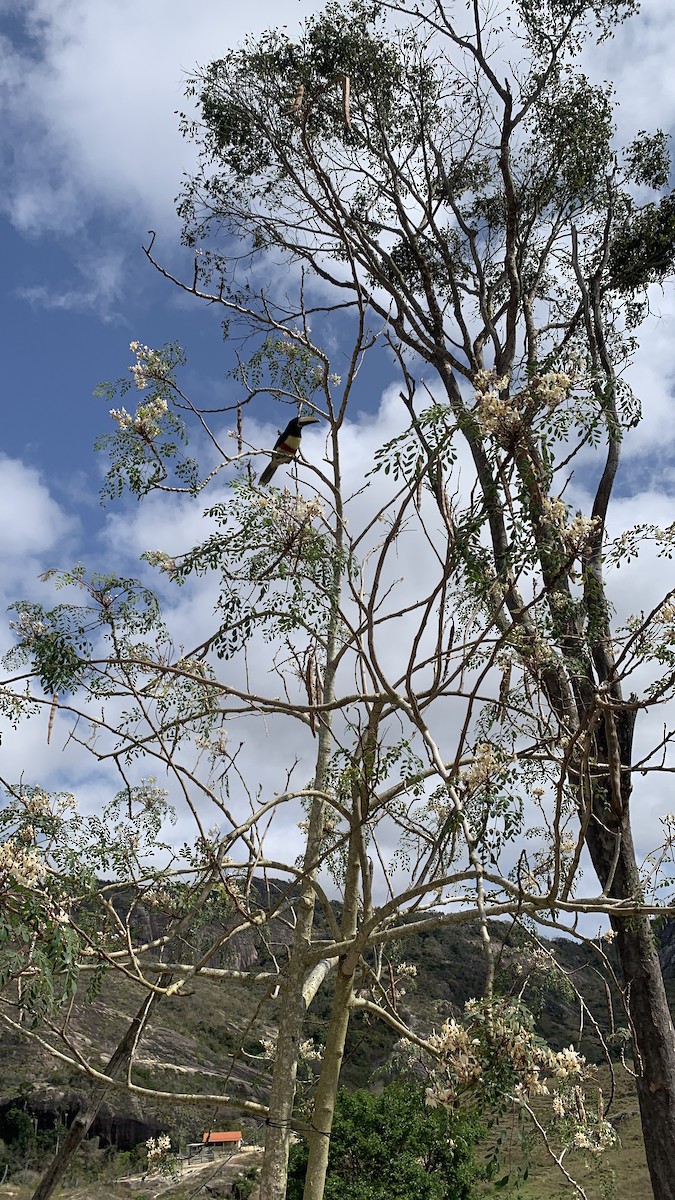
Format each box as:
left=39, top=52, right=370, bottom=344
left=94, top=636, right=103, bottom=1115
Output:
left=259, top=878, right=320, bottom=1200
left=31, top=989, right=160, bottom=1200
left=586, top=828, right=675, bottom=1198
left=259, top=522, right=344, bottom=1200
left=584, top=706, right=675, bottom=1199
left=302, top=966, right=355, bottom=1200
left=614, top=914, right=675, bottom=1200
left=302, top=837, right=361, bottom=1200
left=259, top=688, right=339, bottom=1197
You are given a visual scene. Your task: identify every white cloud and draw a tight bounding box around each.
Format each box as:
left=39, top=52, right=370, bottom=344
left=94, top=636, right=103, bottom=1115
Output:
left=0, top=454, right=78, bottom=567
left=589, top=0, right=675, bottom=135
left=1, top=0, right=318, bottom=236
left=4, top=0, right=673, bottom=241
left=0, top=456, right=87, bottom=788
left=3, top=0, right=675, bottom=906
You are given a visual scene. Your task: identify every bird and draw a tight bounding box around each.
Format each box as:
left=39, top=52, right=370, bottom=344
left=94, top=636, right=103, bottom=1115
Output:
left=259, top=414, right=320, bottom=486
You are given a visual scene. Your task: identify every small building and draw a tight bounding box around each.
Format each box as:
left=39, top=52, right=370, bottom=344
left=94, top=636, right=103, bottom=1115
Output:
left=186, top=1131, right=243, bottom=1162
left=202, top=1131, right=243, bottom=1153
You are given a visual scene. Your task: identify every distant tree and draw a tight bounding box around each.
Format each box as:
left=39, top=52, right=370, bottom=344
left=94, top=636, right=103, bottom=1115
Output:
left=287, top=1082, right=481, bottom=1200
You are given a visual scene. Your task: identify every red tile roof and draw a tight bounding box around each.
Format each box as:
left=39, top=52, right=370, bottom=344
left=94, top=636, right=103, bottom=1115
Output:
left=202, top=1132, right=242, bottom=1144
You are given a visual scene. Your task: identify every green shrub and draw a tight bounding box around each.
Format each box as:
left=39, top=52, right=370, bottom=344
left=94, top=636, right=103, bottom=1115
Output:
left=232, top=1166, right=259, bottom=1198
left=287, top=1081, right=483, bottom=1200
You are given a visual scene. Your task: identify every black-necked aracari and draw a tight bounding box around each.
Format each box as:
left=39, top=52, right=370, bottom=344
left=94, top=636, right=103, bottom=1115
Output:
left=259, top=415, right=320, bottom=486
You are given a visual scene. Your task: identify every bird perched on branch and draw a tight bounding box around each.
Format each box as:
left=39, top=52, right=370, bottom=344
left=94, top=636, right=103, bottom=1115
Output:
left=259, top=414, right=320, bottom=486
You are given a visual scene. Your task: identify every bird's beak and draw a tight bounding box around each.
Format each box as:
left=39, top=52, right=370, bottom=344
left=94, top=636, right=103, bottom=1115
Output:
left=298, top=415, right=320, bottom=426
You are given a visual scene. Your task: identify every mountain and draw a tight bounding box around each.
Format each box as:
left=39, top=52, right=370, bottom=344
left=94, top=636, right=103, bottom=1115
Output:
left=1, top=897, right=673, bottom=1178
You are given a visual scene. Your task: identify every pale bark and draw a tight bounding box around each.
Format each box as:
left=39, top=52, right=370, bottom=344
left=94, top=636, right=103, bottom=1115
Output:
left=258, top=767, right=333, bottom=1200
left=301, top=836, right=361, bottom=1200
left=301, top=701, right=382, bottom=1200
left=258, top=532, right=343, bottom=1200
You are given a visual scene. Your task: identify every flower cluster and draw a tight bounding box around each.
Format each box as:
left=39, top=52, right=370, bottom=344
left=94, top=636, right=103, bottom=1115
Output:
left=421, top=998, right=615, bottom=1160
left=474, top=369, right=510, bottom=394
left=461, top=742, right=506, bottom=794
left=143, top=887, right=173, bottom=910
left=572, top=1123, right=617, bottom=1153
left=146, top=1134, right=172, bottom=1162
left=110, top=393, right=168, bottom=441
left=426, top=999, right=586, bottom=1111
left=554, top=1087, right=617, bottom=1154
left=397, top=962, right=418, bottom=980
left=0, top=838, right=46, bottom=888
left=528, top=372, right=572, bottom=410
left=195, top=729, right=230, bottom=757
left=540, top=496, right=568, bottom=529
left=559, top=833, right=578, bottom=854
left=129, top=341, right=164, bottom=390
left=298, top=1038, right=323, bottom=1063
left=22, top=790, right=52, bottom=816
left=513, top=944, right=553, bottom=978
left=427, top=789, right=453, bottom=818
left=294, top=496, right=325, bottom=521
left=145, top=1133, right=179, bottom=1177
left=298, top=809, right=341, bottom=840
left=127, top=778, right=169, bottom=813
left=9, top=611, right=47, bottom=644
left=657, top=603, right=675, bottom=626
left=549, top=1044, right=586, bottom=1080
left=563, top=512, right=600, bottom=552
left=426, top=1016, right=483, bottom=1104
left=473, top=369, right=572, bottom=442
left=389, top=960, right=419, bottom=1002
left=539, top=496, right=599, bottom=554
left=144, top=549, right=178, bottom=575
left=473, top=369, right=515, bottom=438
left=254, top=493, right=325, bottom=523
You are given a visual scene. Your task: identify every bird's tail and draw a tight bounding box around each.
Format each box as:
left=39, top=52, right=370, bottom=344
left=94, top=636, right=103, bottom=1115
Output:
left=259, top=462, right=278, bottom=486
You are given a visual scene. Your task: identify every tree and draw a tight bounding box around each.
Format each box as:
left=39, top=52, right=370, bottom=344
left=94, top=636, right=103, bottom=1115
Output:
left=2, top=3, right=675, bottom=1200
left=287, top=1081, right=481, bottom=1199
left=1, top=327, right=646, bottom=1200
left=160, top=0, right=675, bottom=1194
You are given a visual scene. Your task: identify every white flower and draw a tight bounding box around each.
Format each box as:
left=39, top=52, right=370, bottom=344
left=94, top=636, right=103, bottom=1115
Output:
left=298, top=1038, right=323, bottom=1063
left=461, top=743, right=502, bottom=793
left=110, top=406, right=133, bottom=430
left=144, top=549, right=177, bottom=575
left=23, top=790, right=51, bottom=816
left=0, top=839, right=46, bottom=887
left=540, top=496, right=568, bottom=529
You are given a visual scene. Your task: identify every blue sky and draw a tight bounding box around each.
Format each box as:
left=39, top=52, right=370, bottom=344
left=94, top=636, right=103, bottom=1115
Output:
left=0, top=0, right=321, bottom=531
left=2, top=0, right=675, bottom=898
